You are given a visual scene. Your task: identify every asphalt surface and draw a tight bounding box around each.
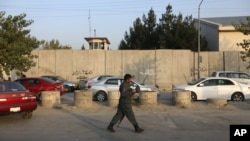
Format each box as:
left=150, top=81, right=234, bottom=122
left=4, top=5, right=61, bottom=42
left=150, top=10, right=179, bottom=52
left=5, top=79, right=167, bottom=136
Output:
left=1, top=92, right=250, bottom=141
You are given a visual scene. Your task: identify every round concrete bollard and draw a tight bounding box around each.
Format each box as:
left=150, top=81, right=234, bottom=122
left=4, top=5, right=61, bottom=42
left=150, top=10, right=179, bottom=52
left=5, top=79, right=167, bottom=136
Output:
left=74, top=90, right=92, bottom=108
left=139, top=91, right=157, bottom=106
left=207, top=98, right=227, bottom=107
left=172, top=90, right=192, bottom=108
left=41, top=91, right=61, bottom=108
left=108, top=91, right=120, bottom=108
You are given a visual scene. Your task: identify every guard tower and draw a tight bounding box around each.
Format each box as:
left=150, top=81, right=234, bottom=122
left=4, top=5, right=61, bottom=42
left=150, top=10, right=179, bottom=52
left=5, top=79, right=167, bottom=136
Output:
left=84, top=37, right=110, bottom=50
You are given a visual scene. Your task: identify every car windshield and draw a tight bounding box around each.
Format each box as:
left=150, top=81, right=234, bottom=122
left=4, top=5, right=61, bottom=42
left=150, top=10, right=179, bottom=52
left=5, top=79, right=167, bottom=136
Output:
left=188, top=78, right=206, bottom=85
left=97, top=75, right=113, bottom=80
left=42, top=77, right=58, bottom=84
left=0, top=82, right=27, bottom=92
left=88, top=75, right=100, bottom=80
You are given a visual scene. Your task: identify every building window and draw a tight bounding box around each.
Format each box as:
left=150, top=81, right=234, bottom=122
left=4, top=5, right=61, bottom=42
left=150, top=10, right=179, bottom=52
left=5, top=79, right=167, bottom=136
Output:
left=94, top=42, right=98, bottom=49
left=100, top=42, right=104, bottom=49
left=89, top=42, right=93, bottom=49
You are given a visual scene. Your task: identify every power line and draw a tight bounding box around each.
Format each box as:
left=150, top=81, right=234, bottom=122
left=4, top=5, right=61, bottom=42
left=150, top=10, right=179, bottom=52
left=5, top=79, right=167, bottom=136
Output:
left=1, top=0, right=248, bottom=18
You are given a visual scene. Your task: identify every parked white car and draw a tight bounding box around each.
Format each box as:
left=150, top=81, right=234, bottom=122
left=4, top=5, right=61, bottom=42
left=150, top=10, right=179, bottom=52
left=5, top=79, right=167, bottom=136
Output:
left=173, top=77, right=250, bottom=101
left=89, top=77, right=159, bottom=101
left=211, top=71, right=250, bottom=85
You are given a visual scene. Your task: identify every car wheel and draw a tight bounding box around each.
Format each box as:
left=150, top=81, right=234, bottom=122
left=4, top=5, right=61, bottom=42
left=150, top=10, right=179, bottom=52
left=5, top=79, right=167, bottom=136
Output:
left=231, top=92, right=244, bottom=102
left=95, top=91, right=107, bottom=102
left=22, top=111, right=33, bottom=119
left=36, top=93, right=42, bottom=102
left=191, top=92, right=197, bottom=101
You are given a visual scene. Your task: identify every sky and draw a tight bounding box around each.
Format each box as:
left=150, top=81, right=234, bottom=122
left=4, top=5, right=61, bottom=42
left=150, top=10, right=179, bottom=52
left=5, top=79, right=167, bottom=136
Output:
left=0, top=0, right=249, bottom=50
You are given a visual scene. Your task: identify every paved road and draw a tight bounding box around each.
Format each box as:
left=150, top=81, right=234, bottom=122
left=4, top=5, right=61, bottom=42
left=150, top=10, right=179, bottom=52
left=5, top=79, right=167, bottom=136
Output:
left=1, top=92, right=250, bottom=141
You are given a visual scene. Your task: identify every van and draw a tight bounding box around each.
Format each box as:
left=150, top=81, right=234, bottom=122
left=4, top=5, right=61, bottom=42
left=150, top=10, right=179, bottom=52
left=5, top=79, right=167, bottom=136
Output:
left=211, top=71, right=250, bottom=85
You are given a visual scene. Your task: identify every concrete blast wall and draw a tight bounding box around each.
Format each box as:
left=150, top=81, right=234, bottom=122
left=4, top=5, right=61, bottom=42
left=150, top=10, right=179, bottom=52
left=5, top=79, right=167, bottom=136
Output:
left=24, top=50, right=249, bottom=91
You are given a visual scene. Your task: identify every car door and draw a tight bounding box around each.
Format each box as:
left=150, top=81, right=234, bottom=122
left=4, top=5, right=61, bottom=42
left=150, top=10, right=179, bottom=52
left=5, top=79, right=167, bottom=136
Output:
left=217, top=79, right=237, bottom=99
left=238, top=73, right=250, bottom=85
left=26, top=79, right=42, bottom=94
left=227, top=73, right=244, bottom=84
left=104, top=78, right=120, bottom=91
left=197, top=79, right=218, bottom=100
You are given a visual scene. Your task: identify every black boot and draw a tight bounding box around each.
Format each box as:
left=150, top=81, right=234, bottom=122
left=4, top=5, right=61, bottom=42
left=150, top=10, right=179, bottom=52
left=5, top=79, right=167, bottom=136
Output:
left=107, top=123, right=115, bottom=132
left=133, top=124, right=144, bottom=133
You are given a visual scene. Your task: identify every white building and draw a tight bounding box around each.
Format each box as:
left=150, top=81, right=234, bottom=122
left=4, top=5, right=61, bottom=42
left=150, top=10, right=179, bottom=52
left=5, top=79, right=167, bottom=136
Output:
left=84, top=37, right=110, bottom=50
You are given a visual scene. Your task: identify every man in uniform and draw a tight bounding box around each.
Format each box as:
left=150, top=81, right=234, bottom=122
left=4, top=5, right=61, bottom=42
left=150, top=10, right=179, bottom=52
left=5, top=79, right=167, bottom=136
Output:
left=107, top=74, right=144, bottom=133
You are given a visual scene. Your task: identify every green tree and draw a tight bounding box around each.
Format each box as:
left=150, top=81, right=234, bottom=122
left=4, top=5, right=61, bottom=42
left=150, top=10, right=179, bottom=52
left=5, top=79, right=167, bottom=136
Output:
left=41, top=39, right=72, bottom=49
left=119, top=4, right=208, bottom=51
left=158, top=4, right=207, bottom=51
left=157, top=4, right=176, bottom=49
left=233, top=17, right=250, bottom=68
left=142, top=8, right=158, bottom=49
left=119, top=8, right=157, bottom=50
left=0, top=11, right=41, bottom=78
left=119, top=18, right=144, bottom=50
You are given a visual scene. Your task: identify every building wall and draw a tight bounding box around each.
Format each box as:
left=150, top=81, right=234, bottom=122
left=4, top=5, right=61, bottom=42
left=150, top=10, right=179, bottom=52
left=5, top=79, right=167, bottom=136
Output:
left=21, top=49, right=250, bottom=91
left=219, top=29, right=247, bottom=51
left=197, top=19, right=249, bottom=51
left=200, top=20, right=219, bottom=51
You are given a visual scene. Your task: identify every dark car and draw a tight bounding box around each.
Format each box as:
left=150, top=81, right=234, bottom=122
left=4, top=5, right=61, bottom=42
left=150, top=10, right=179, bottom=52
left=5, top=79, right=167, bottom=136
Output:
left=41, top=75, right=79, bottom=92
left=15, top=77, right=65, bottom=100
left=0, top=81, right=37, bottom=119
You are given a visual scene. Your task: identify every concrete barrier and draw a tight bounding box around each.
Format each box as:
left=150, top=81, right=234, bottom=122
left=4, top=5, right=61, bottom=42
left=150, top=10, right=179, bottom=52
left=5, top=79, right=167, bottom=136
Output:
left=172, top=90, right=191, bottom=108
left=108, top=91, right=120, bottom=108
left=41, top=91, right=61, bottom=108
left=139, top=91, right=157, bottom=106
left=74, top=90, right=92, bottom=108
left=207, top=98, right=227, bottom=107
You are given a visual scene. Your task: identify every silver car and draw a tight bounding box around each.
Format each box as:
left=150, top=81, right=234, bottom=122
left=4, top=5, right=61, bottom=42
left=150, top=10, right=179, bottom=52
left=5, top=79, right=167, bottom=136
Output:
left=89, top=77, right=159, bottom=101
left=79, top=74, right=115, bottom=89
left=211, top=71, right=250, bottom=85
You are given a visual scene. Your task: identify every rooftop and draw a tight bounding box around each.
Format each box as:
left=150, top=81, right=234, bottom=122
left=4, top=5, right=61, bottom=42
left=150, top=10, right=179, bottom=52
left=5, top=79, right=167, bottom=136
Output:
left=202, top=16, right=249, bottom=26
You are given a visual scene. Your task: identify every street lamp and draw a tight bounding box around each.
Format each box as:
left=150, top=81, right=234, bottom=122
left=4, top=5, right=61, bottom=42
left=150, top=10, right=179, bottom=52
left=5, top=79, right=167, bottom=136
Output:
left=198, top=0, right=204, bottom=79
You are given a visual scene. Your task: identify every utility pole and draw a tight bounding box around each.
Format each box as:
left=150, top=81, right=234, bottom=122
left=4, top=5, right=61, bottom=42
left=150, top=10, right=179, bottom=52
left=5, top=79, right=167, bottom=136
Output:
left=88, top=10, right=91, bottom=37
left=198, top=0, right=204, bottom=79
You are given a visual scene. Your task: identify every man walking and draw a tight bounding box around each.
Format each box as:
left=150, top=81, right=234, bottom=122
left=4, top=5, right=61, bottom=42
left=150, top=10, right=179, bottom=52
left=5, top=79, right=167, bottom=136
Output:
left=107, top=74, right=144, bottom=133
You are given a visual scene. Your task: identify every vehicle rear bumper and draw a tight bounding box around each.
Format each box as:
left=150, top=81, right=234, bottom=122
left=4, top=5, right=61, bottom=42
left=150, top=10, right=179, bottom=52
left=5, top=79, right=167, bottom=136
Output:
left=0, top=102, right=37, bottom=114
